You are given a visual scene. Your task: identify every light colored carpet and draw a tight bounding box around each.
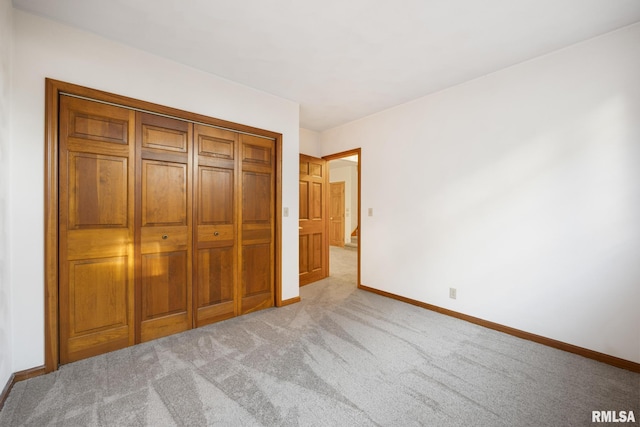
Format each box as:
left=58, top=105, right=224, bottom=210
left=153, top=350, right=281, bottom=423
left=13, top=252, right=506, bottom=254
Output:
left=1, top=246, right=638, bottom=426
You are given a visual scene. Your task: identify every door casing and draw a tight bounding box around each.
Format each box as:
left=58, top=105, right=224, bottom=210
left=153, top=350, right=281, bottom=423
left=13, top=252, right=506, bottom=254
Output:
left=324, top=149, right=361, bottom=287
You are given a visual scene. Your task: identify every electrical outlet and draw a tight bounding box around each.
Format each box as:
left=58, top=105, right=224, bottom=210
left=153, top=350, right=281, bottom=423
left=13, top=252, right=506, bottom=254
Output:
left=449, top=288, right=457, bottom=299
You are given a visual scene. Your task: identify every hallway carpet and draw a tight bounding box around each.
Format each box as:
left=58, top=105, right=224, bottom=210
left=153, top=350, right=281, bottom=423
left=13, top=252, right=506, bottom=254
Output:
left=1, top=247, right=637, bottom=426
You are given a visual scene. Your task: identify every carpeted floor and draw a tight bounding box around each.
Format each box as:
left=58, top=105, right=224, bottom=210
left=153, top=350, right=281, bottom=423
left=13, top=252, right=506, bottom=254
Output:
left=1, top=246, right=638, bottom=426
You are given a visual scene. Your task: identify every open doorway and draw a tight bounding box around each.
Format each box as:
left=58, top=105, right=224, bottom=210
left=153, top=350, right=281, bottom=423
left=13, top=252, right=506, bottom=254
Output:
left=324, top=149, right=361, bottom=287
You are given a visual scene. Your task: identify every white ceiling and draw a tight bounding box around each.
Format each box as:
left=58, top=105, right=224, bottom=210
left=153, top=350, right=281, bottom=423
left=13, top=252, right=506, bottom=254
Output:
left=13, top=0, right=640, bottom=131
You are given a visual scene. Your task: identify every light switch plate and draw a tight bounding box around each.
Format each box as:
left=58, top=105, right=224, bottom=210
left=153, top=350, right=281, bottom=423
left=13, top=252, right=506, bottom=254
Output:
left=283, top=207, right=289, bottom=217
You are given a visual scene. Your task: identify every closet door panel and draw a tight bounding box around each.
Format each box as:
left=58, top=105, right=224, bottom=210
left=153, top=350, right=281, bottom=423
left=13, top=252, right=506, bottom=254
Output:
left=141, top=160, right=188, bottom=226
left=68, top=153, right=128, bottom=227
left=195, top=246, right=235, bottom=324
left=243, top=172, right=271, bottom=222
left=193, top=125, right=238, bottom=326
left=242, top=243, right=271, bottom=307
left=137, top=113, right=192, bottom=342
left=67, top=108, right=128, bottom=144
left=197, top=224, right=234, bottom=243
left=240, top=135, right=275, bottom=314
left=142, top=124, right=188, bottom=152
left=199, top=167, right=233, bottom=224
left=59, top=96, right=135, bottom=364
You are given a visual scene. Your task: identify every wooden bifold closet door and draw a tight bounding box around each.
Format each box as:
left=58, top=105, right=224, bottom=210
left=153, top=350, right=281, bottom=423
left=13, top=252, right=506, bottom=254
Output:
left=136, top=113, right=193, bottom=342
left=58, top=94, right=275, bottom=364
left=193, top=125, right=238, bottom=326
left=59, top=96, right=136, bottom=364
left=239, top=134, right=276, bottom=314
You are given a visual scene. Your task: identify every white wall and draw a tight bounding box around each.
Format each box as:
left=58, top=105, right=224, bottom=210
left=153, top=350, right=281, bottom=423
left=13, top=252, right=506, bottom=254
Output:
left=299, top=127, right=321, bottom=157
left=10, top=10, right=300, bottom=372
left=320, top=24, right=640, bottom=363
left=0, top=0, right=13, bottom=389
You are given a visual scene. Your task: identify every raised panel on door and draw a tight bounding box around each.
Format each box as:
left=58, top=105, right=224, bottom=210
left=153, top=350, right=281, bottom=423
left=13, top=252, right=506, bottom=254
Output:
left=199, top=167, right=233, bottom=224
left=69, top=258, right=127, bottom=333
left=298, top=234, right=309, bottom=275
left=299, top=154, right=328, bottom=286
left=242, top=244, right=271, bottom=309
left=136, top=113, right=192, bottom=342
left=243, top=172, right=271, bottom=222
left=68, top=153, right=128, bottom=228
left=65, top=257, right=130, bottom=361
left=141, top=160, right=188, bottom=226
left=59, top=96, right=135, bottom=364
left=311, top=182, right=323, bottom=219
left=193, top=125, right=238, bottom=326
left=140, top=251, right=188, bottom=341
left=67, top=108, right=128, bottom=145
left=196, top=246, right=235, bottom=324
left=240, top=135, right=275, bottom=314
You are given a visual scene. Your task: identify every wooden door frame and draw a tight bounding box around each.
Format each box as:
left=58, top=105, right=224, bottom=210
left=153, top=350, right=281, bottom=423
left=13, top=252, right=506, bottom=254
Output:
left=323, top=148, right=361, bottom=287
left=44, top=78, right=284, bottom=372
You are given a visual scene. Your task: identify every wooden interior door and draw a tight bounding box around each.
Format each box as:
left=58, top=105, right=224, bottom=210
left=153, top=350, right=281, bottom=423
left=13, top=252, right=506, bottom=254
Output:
left=238, top=135, right=276, bottom=314
left=193, top=125, right=238, bottom=326
left=239, top=134, right=276, bottom=313
left=136, top=113, right=193, bottom=342
left=329, top=181, right=345, bottom=247
left=59, top=96, right=135, bottom=364
left=299, top=154, right=328, bottom=285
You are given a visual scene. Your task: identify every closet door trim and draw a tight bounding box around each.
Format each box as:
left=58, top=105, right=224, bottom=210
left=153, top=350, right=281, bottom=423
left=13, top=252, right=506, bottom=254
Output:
left=45, top=78, right=283, bottom=373
left=59, top=92, right=277, bottom=142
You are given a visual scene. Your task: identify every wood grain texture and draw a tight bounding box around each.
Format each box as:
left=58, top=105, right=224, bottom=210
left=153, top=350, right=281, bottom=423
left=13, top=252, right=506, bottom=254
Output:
left=45, top=79, right=280, bottom=140
left=299, top=154, right=328, bottom=286
left=198, top=168, right=233, bottom=224
left=44, top=80, right=60, bottom=373
left=136, top=113, right=192, bottom=343
left=193, top=125, right=238, bottom=327
left=196, top=247, right=234, bottom=306
left=45, top=79, right=283, bottom=371
left=59, top=96, right=136, bottom=364
left=240, top=135, right=275, bottom=314
left=358, top=284, right=640, bottom=373
left=141, top=161, right=187, bottom=226
left=277, top=296, right=301, bottom=307
left=68, top=153, right=128, bottom=227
